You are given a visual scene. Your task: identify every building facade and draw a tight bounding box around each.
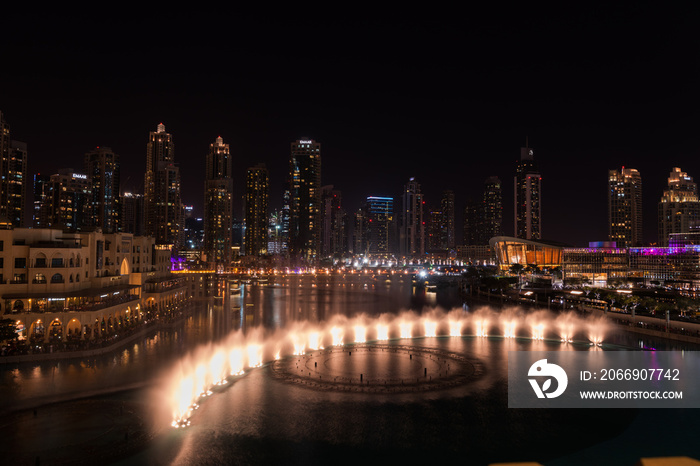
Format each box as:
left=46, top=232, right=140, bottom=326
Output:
left=288, top=139, right=321, bottom=262
left=85, top=146, right=120, bottom=233
left=400, top=178, right=425, bottom=257
left=245, top=164, right=269, bottom=257
left=608, top=167, right=642, bottom=248
left=0, top=112, right=27, bottom=228
left=0, top=228, right=187, bottom=344
left=514, top=146, right=542, bottom=240
left=203, top=136, right=233, bottom=264
left=658, top=167, right=700, bottom=246
left=144, top=123, right=182, bottom=250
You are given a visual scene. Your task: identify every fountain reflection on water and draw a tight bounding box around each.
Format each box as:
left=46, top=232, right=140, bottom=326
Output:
left=167, top=307, right=609, bottom=428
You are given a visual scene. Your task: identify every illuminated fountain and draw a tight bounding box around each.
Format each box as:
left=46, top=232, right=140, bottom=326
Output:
left=167, top=308, right=611, bottom=427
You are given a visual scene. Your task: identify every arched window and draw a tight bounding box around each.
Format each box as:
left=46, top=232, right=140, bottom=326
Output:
left=12, top=300, right=24, bottom=311
left=51, top=273, right=63, bottom=283
left=33, top=273, right=46, bottom=284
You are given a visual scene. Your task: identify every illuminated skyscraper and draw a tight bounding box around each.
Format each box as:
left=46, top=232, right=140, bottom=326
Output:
left=482, top=176, right=503, bottom=241
left=245, top=164, right=269, bottom=257
left=144, top=123, right=182, bottom=249
left=608, top=167, right=642, bottom=248
left=441, top=190, right=455, bottom=249
left=658, top=167, right=700, bottom=246
left=33, top=173, right=51, bottom=228
left=0, top=112, right=27, bottom=227
left=321, top=186, right=346, bottom=257
left=85, top=146, right=120, bottom=233
left=514, top=145, right=541, bottom=240
left=400, top=178, right=425, bottom=257
left=203, top=136, right=233, bottom=263
left=38, top=169, right=92, bottom=231
left=288, top=139, right=321, bottom=262
left=366, top=196, right=393, bottom=256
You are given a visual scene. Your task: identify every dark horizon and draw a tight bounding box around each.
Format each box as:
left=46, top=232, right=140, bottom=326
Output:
left=3, top=5, right=699, bottom=247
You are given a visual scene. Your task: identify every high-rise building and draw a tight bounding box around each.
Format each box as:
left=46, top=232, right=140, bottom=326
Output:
left=281, top=190, right=291, bottom=256
left=482, top=176, right=503, bottom=241
left=400, top=177, right=425, bottom=257
left=144, top=123, right=182, bottom=249
left=353, top=208, right=368, bottom=255
left=268, top=210, right=284, bottom=255
left=245, top=164, right=269, bottom=257
left=33, top=173, right=51, bottom=228
left=427, top=209, right=444, bottom=251
left=85, top=146, right=120, bottom=233
left=321, top=186, right=346, bottom=257
left=0, top=112, right=27, bottom=227
left=366, top=196, right=393, bottom=256
left=514, top=145, right=542, bottom=240
left=121, top=192, right=144, bottom=236
left=609, top=167, right=642, bottom=248
left=203, top=136, right=233, bottom=263
left=441, top=190, right=455, bottom=250
left=288, top=139, right=321, bottom=262
left=7, top=140, right=27, bottom=227
left=658, top=167, right=700, bottom=246
left=463, top=198, right=480, bottom=246
left=39, top=169, right=92, bottom=231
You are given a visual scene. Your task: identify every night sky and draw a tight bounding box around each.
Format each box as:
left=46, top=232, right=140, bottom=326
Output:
left=2, top=5, right=699, bottom=247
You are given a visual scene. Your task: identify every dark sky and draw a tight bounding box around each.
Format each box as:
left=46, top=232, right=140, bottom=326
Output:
left=2, top=5, right=700, bottom=247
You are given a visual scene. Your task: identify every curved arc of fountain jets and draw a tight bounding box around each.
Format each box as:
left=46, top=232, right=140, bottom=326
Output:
left=168, top=308, right=608, bottom=428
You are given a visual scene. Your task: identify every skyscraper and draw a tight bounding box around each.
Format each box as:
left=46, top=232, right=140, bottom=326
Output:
left=245, top=164, right=269, bottom=257
left=121, top=192, right=144, bottom=236
left=400, top=178, right=425, bottom=257
left=440, top=190, right=455, bottom=250
left=514, top=145, right=542, bottom=240
left=0, top=112, right=27, bottom=227
left=463, top=198, right=480, bottom=246
left=37, top=169, right=92, bottom=231
left=203, top=136, right=233, bottom=263
left=482, top=176, right=503, bottom=241
left=288, top=139, right=321, bottom=262
left=658, top=167, right=700, bottom=246
left=366, top=196, right=393, bottom=256
left=608, top=167, right=642, bottom=248
left=427, top=209, right=444, bottom=251
left=321, top=186, right=346, bottom=257
left=6, top=140, right=27, bottom=227
left=85, top=146, right=120, bottom=233
left=33, top=173, right=51, bottom=228
left=144, top=123, right=182, bottom=249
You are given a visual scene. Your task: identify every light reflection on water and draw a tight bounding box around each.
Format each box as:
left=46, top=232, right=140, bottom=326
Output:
left=2, top=275, right=700, bottom=465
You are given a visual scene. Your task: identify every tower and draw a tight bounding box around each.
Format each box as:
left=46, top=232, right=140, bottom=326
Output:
left=245, top=164, right=269, bottom=257
left=608, top=167, right=642, bottom=248
left=482, top=176, right=503, bottom=242
left=144, top=123, right=182, bottom=249
left=85, top=146, right=120, bottom=233
left=203, top=136, right=233, bottom=264
left=514, top=145, right=542, bottom=240
left=658, top=167, right=699, bottom=246
left=400, top=178, right=425, bottom=257
left=441, top=190, right=455, bottom=250
left=366, top=196, right=393, bottom=256
left=0, top=112, right=27, bottom=227
left=288, top=139, right=321, bottom=262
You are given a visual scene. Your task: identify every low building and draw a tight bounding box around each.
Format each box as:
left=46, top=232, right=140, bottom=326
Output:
left=0, top=228, right=186, bottom=344
left=489, top=236, right=565, bottom=271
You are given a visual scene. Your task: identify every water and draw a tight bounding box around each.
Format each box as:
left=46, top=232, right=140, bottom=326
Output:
left=2, top=274, right=699, bottom=465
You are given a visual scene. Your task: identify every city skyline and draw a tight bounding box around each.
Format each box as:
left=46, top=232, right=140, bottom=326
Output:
left=2, top=6, right=700, bottom=247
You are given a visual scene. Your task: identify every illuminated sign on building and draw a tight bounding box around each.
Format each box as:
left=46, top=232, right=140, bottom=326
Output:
left=299, top=140, right=312, bottom=144
left=72, top=174, right=87, bottom=180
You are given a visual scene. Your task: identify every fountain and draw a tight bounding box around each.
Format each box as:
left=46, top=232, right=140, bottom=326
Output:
left=166, top=307, right=610, bottom=428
